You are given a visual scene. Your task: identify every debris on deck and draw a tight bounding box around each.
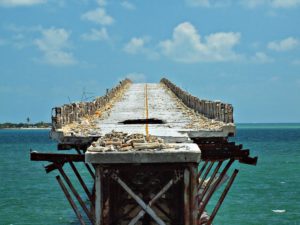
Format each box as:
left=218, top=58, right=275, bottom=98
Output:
left=51, top=78, right=236, bottom=145
left=31, top=77, right=257, bottom=225
left=52, top=79, right=131, bottom=137
left=88, top=131, right=182, bottom=152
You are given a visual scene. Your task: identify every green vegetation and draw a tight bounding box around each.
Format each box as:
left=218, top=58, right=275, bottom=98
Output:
left=0, top=122, right=51, bottom=129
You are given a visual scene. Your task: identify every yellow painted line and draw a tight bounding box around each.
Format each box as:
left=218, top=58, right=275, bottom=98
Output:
left=144, top=84, right=149, bottom=141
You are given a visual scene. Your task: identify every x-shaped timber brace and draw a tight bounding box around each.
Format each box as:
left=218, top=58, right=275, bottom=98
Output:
left=31, top=137, right=257, bottom=225
left=109, top=170, right=182, bottom=225
left=93, top=161, right=244, bottom=225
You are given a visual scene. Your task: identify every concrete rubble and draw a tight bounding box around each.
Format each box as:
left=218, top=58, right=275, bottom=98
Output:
left=88, top=131, right=183, bottom=152
left=51, top=78, right=236, bottom=142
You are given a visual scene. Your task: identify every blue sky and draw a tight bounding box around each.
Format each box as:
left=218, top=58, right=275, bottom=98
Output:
left=0, top=0, right=300, bottom=123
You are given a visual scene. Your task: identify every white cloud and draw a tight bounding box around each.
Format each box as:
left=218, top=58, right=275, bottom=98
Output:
left=0, top=37, right=6, bottom=46
left=159, top=22, right=241, bottom=63
left=124, top=37, right=145, bottom=54
left=186, top=0, right=230, bottom=7
left=186, top=0, right=210, bottom=7
left=123, top=37, right=159, bottom=59
left=292, top=59, right=300, bottom=65
left=0, top=0, right=45, bottom=7
left=5, top=24, right=42, bottom=33
left=3, top=25, right=43, bottom=49
left=124, top=73, right=146, bottom=82
left=269, top=76, right=280, bottom=82
left=34, top=27, right=76, bottom=66
left=81, top=28, right=109, bottom=41
left=81, top=8, right=114, bottom=26
left=240, top=0, right=265, bottom=8
left=241, top=0, right=300, bottom=8
left=271, top=0, right=300, bottom=8
left=268, top=37, right=299, bottom=51
left=96, top=0, right=106, bottom=6
left=187, top=0, right=300, bottom=8
left=251, top=52, right=273, bottom=63
left=121, top=1, right=135, bottom=10
left=11, top=33, right=31, bottom=49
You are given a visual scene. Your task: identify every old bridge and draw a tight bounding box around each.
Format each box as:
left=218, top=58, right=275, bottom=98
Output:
left=31, top=78, right=257, bottom=225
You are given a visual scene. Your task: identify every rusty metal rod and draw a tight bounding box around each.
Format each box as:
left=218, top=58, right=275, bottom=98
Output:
left=197, top=162, right=214, bottom=194
left=196, top=162, right=214, bottom=205
left=197, top=161, right=223, bottom=205
left=57, top=165, right=94, bottom=224
left=75, top=149, right=95, bottom=179
left=206, top=169, right=239, bottom=225
left=69, top=161, right=93, bottom=202
left=56, top=176, right=87, bottom=225
left=198, top=159, right=234, bottom=217
left=197, top=161, right=208, bottom=180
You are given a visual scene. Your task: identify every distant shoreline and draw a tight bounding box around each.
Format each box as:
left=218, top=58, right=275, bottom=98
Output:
left=1, top=127, right=51, bottom=130
left=0, top=122, right=51, bottom=130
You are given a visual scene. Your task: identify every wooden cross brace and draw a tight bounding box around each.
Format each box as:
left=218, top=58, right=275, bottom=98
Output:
left=110, top=171, right=182, bottom=225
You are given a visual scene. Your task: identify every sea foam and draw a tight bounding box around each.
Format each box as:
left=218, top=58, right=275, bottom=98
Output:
left=272, top=209, right=286, bottom=213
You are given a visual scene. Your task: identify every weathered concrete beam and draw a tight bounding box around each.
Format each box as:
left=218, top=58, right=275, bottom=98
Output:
left=86, top=143, right=201, bottom=164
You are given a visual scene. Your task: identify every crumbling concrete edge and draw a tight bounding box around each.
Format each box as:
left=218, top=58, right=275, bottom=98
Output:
left=51, top=79, right=132, bottom=131
left=160, top=78, right=234, bottom=123
left=160, top=78, right=234, bottom=124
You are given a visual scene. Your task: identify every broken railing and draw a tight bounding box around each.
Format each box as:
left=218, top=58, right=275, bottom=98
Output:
left=51, top=79, right=131, bottom=130
left=161, top=78, right=234, bottom=123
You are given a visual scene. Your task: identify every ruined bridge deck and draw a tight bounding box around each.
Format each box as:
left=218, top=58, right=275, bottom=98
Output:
left=51, top=82, right=235, bottom=145
left=31, top=78, right=257, bottom=225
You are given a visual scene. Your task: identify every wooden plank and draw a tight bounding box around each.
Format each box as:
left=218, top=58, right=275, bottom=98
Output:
left=201, top=149, right=250, bottom=161
left=30, top=151, right=84, bottom=162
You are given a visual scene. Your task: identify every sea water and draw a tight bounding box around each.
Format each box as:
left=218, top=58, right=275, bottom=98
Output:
left=0, top=124, right=299, bottom=225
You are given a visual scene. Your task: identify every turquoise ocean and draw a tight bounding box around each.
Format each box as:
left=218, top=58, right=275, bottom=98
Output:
left=0, top=124, right=299, bottom=225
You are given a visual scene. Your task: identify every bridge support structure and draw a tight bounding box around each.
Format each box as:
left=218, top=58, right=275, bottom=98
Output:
left=31, top=136, right=256, bottom=225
